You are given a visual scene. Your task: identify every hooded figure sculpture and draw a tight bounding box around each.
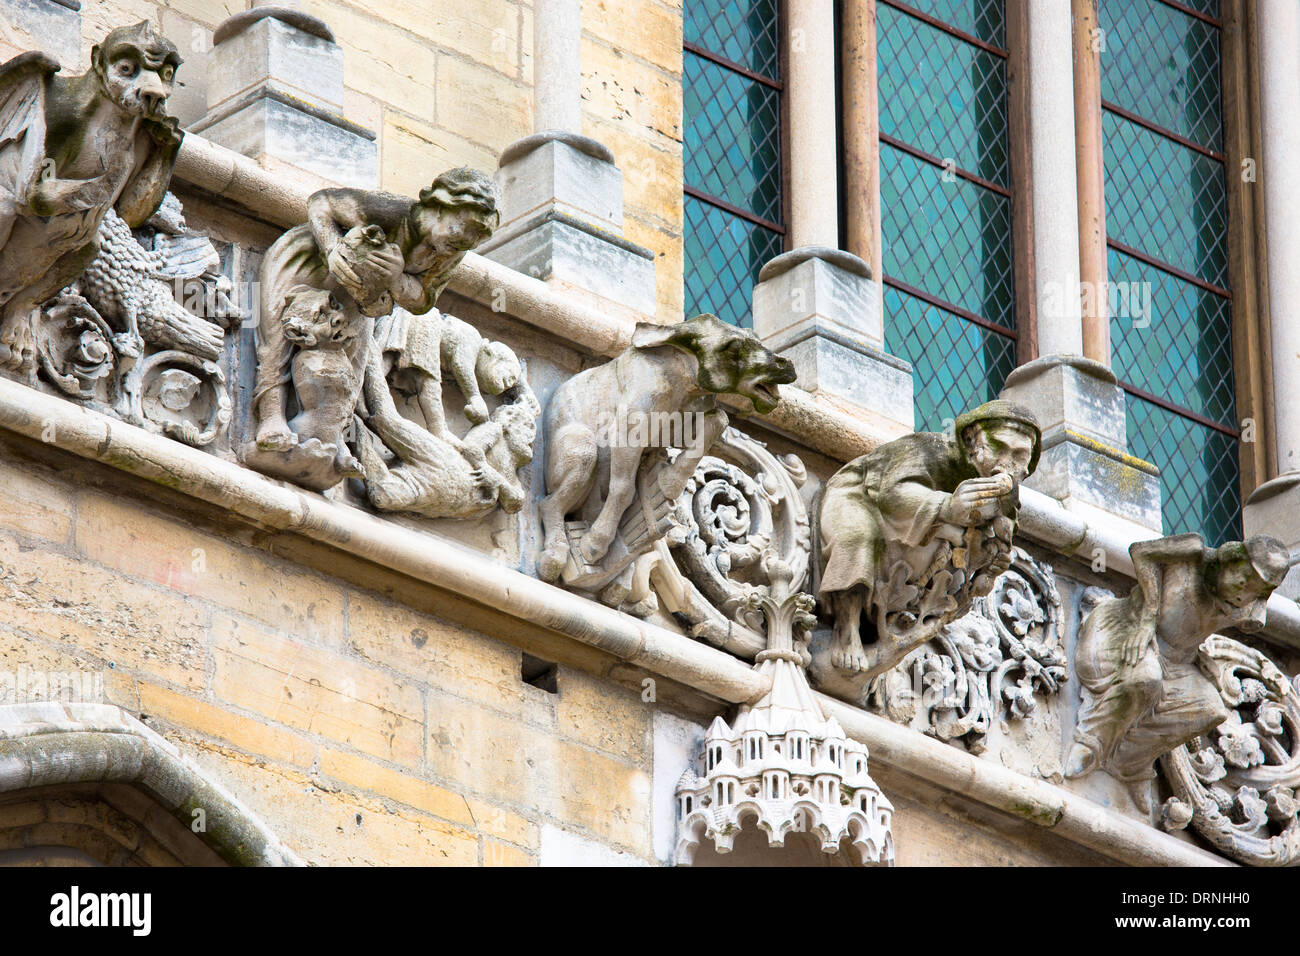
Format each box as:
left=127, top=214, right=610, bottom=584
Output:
left=817, top=400, right=1041, bottom=680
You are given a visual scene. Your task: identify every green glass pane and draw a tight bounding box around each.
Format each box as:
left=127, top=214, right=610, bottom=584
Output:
left=881, top=143, right=1014, bottom=328
left=1103, top=111, right=1227, bottom=287
left=684, top=53, right=782, bottom=223
left=684, top=195, right=782, bottom=328
left=884, top=286, right=1016, bottom=432
left=684, top=0, right=779, bottom=80
left=1108, top=248, right=1234, bottom=428
left=879, top=3, right=1008, bottom=185
left=889, top=0, right=1005, bottom=47
left=1126, top=397, right=1241, bottom=545
left=1099, top=0, right=1222, bottom=151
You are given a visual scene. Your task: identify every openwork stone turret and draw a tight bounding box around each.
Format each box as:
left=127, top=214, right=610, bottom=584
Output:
left=674, top=555, right=894, bottom=865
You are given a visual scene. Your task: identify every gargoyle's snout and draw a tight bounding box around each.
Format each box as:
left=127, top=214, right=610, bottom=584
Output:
left=771, top=354, right=797, bottom=384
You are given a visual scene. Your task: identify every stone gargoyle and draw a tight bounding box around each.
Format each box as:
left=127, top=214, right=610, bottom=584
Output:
left=537, top=312, right=796, bottom=609
left=1067, top=532, right=1291, bottom=811
left=243, top=168, right=500, bottom=493
left=811, top=400, right=1041, bottom=691
left=0, top=21, right=183, bottom=383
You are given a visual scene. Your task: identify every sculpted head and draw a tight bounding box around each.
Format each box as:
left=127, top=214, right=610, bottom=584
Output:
left=956, top=401, right=1042, bottom=484
left=630, top=314, right=797, bottom=414
left=412, top=167, right=499, bottom=256
left=1207, top=534, right=1290, bottom=629
left=92, top=21, right=182, bottom=120
left=475, top=341, right=522, bottom=396
left=281, top=286, right=353, bottom=350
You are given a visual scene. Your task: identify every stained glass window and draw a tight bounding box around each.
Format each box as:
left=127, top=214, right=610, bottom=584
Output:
left=878, top=0, right=1016, bottom=431
left=1099, top=0, right=1239, bottom=543
left=683, top=0, right=784, bottom=328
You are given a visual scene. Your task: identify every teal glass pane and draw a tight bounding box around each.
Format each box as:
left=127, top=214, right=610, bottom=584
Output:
left=684, top=195, right=781, bottom=328
left=1103, top=111, right=1227, bottom=286
left=684, top=52, right=782, bottom=222
left=890, top=0, right=1005, bottom=47
left=884, top=286, right=1016, bottom=431
left=1127, top=397, right=1241, bottom=545
left=878, top=2, right=1008, bottom=185
left=881, top=143, right=1013, bottom=328
left=1108, top=248, right=1234, bottom=428
left=684, top=0, right=779, bottom=79
left=1099, top=0, right=1222, bottom=151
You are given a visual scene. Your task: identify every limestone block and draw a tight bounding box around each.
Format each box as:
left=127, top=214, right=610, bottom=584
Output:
left=481, top=214, right=657, bottom=315
left=193, top=94, right=378, bottom=189
left=753, top=249, right=883, bottom=348
left=1001, top=354, right=1161, bottom=532
left=776, top=331, right=913, bottom=429
left=1, top=0, right=81, bottom=67
left=1244, top=471, right=1300, bottom=599
left=496, top=137, right=624, bottom=231
left=206, top=13, right=344, bottom=113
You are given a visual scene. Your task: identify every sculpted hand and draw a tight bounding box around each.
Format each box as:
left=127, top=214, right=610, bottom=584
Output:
left=327, top=241, right=367, bottom=301
left=1120, top=620, right=1156, bottom=669
left=143, top=115, right=183, bottom=150
left=942, top=473, right=1013, bottom=525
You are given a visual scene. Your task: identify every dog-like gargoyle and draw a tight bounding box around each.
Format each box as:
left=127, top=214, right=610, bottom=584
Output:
left=0, top=21, right=182, bottom=381
left=538, top=313, right=796, bottom=606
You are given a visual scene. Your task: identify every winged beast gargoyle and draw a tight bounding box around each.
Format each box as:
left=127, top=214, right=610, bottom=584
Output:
left=0, top=21, right=182, bottom=381
left=537, top=313, right=796, bottom=607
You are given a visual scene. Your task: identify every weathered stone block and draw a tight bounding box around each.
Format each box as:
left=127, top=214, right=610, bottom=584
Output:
left=753, top=250, right=883, bottom=347
left=496, top=138, right=624, bottom=231
left=206, top=15, right=344, bottom=114
left=776, top=331, right=914, bottom=428
left=194, top=94, right=378, bottom=189
left=2, top=0, right=81, bottom=68
left=481, top=214, right=657, bottom=314
left=1244, top=471, right=1300, bottom=599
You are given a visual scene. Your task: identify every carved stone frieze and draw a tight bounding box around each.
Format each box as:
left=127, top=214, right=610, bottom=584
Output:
left=1159, top=634, right=1300, bottom=866
left=869, top=547, right=1067, bottom=752
left=1067, top=533, right=1292, bottom=811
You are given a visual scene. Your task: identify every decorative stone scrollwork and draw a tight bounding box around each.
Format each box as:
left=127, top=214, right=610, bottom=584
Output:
left=870, top=548, right=1067, bottom=752
left=1159, top=634, right=1300, bottom=866
left=642, top=427, right=811, bottom=653
left=675, top=554, right=894, bottom=866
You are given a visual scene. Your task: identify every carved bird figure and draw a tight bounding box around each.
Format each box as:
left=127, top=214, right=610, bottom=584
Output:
left=74, top=208, right=225, bottom=361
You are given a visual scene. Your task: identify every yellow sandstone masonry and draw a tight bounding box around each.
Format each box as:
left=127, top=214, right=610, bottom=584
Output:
left=346, top=595, right=530, bottom=714
left=309, top=0, right=437, bottom=119
left=348, top=0, right=525, bottom=78
left=319, top=747, right=476, bottom=826
left=554, top=668, right=652, bottom=761
left=583, top=0, right=683, bottom=77
left=380, top=112, right=497, bottom=201
left=137, top=680, right=318, bottom=769
left=190, top=749, right=481, bottom=866
left=211, top=615, right=425, bottom=768
left=425, top=691, right=654, bottom=856
left=74, top=489, right=348, bottom=647
left=435, top=51, right=532, bottom=152
left=0, top=533, right=209, bottom=691
left=483, top=837, right=535, bottom=866
left=0, top=462, right=75, bottom=544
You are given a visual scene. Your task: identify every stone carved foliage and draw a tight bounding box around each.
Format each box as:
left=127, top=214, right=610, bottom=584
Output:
left=29, top=201, right=235, bottom=447
left=870, top=548, right=1067, bottom=752
left=640, top=427, right=811, bottom=651
left=1159, top=635, right=1300, bottom=866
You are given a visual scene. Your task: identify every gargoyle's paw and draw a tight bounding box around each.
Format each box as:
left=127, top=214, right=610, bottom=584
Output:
left=579, top=529, right=614, bottom=564
left=255, top=428, right=297, bottom=451
left=537, top=548, right=566, bottom=583
left=1063, top=742, right=1095, bottom=779
left=464, top=398, right=490, bottom=424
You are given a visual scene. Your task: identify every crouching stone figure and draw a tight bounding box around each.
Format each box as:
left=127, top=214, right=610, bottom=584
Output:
left=1067, top=532, right=1291, bottom=808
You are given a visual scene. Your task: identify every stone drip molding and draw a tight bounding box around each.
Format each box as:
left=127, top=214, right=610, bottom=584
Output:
left=0, top=701, right=303, bottom=866
left=170, top=133, right=1300, bottom=653
left=0, top=374, right=1226, bottom=867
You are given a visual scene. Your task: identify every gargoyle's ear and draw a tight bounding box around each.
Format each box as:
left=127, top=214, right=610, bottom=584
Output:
left=631, top=321, right=679, bottom=350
